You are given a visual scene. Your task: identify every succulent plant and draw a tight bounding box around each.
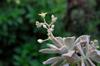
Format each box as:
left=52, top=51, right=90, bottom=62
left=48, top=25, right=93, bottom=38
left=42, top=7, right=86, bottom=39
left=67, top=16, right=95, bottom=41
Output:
left=36, top=12, right=100, bottom=66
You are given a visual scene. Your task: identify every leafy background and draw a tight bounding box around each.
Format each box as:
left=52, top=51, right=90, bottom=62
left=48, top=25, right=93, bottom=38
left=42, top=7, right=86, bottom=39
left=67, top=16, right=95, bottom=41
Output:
left=0, top=0, right=100, bottom=66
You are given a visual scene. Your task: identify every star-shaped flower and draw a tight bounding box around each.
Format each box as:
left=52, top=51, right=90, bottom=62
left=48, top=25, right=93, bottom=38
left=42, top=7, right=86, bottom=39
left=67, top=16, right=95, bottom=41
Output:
left=38, top=12, right=47, bottom=18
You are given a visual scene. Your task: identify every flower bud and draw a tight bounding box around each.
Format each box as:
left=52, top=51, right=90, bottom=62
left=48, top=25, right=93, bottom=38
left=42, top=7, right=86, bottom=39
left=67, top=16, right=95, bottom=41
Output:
left=51, top=15, right=57, bottom=23
left=51, top=25, right=55, bottom=28
left=37, top=39, right=44, bottom=43
left=36, top=21, right=42, bottom=28
left=43, top=24, right=47, bottom=29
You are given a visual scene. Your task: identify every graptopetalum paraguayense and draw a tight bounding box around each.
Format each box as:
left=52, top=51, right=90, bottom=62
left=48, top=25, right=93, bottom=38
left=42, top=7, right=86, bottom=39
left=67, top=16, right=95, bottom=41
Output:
left=36, top=12, right=100, bottom=66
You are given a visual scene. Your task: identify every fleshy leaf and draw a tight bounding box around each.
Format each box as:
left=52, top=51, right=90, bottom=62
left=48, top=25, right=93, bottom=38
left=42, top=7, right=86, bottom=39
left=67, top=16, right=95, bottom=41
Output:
left=51, top=37, right=63, bottom=48
left=62, top=51, right=80, bottom=63
left=56, top=37, right=64, bottom=45
left=90, top=50, right=100, bottom=63
left=62, top=50, right=75, bottom=57
left=81, top=58, right=85, bottom=66
left=39, top=48, right=59, bottom=54
left=47, top=44, right=58, bottom=49
left=51, top=61, right=58, bottom=66
left=43, top=57, right=62, bottom=64
left=63, top=64, right=69, bottom=66
left=59, top=46, right=68, bottom=54
left=64, top=36, right=75, bottom=49
left=75, top=35, right=90, bottom=44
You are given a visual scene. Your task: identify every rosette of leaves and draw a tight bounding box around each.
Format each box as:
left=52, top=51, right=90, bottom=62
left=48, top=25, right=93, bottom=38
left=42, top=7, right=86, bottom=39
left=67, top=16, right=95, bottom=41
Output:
left=36, top=12, right=100, bottom=66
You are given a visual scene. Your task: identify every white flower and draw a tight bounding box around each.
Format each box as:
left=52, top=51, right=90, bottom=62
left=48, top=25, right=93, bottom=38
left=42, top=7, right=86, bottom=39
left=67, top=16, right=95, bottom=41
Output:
left=38, top=12, right=47, bottom=18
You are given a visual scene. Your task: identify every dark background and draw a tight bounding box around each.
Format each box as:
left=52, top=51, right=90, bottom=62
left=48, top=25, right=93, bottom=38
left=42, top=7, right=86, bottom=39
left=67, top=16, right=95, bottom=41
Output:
left=0, top=0, right=100, bottom=66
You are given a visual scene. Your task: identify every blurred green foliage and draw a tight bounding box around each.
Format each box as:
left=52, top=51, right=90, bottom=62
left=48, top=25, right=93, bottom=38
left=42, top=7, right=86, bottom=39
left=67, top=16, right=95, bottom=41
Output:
left=0, top=0, right=100, bottom=66
left=0, top=0, right=66, bottom=66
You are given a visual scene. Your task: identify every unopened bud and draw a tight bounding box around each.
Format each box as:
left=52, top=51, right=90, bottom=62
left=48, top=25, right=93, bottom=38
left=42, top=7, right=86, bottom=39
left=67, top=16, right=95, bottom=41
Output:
left=51, top=15, right=55, bottom=19
left=37, top=39, right=44, bottom=43
left=51, top=25, right=55, bottom=28
left=36, top=21, right=42, bottom=28
left=51, top=15, right=57, bottom=23
left=43, top=24, right=47, bottom=29
left=94, top=40, right=99, bottom=48
left=94, top=40, right=98, bottom=43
